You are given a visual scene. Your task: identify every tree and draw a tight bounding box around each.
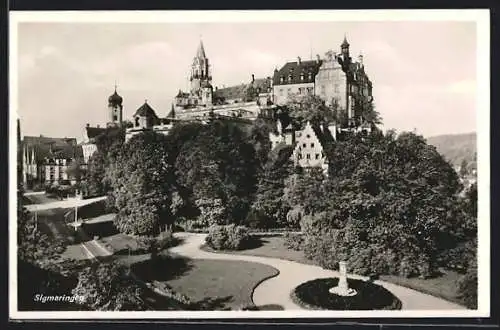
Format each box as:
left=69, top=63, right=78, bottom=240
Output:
left=72, top=262, right=148, bottom=311
left=249, top=144, right=294, bottom=228
left=107, top=131, right=175, bottom=235
left=302, top=130, right=462, bottom=278
left=285, top=95, right=337, bottom=126
left=175, top=121, right=258, bottom=224
left=284, top=167, right=327, bottom=216
left=66, top=158, right=86, bottom=182
left=85, top=152, right=108, bottom=197
left=459, top=159, right=469, bottom=178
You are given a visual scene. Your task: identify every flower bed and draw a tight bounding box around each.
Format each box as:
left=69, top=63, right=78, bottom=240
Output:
left=291, top=278, right=402, bottom=310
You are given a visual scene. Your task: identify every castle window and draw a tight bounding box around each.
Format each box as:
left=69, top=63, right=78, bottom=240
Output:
left=279, top=89, right=284, bottom=96
left=306, top=134, right=310, bottom=138
left=311, top=143, right=314, bottom=148
left=298, top=153, right=302, bottom=160
left=113, top=115, right=117, bottom=121
left=315, top=153, right=320, bottom=159
left=302, top=143, right=306, bottom=148
left=306, top=154, right=311, bottom=159
left=287, top=88, right=292, bottom=95
left=135, top=117, right=140, bottom=127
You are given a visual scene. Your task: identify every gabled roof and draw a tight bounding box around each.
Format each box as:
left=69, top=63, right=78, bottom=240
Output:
left=214, top=84, right=248, bottom=101
left=273, top=60, right=322, bottom=86
left=134, top=102, right=159, bottom=120
left=22, top=136, right=81, bottom=161
left=214, top=77, right=272, bottom=103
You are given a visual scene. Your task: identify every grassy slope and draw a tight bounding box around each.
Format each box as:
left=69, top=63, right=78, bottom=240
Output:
left=426, top=132, right=476, bottom=168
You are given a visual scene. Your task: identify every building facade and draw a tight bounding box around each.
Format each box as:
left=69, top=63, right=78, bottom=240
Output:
left=22, top=136, right=82, bottom=188
left=272, top=36, right=373, bottom=126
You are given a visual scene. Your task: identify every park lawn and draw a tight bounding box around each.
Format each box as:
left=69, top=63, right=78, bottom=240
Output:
left=132, top=257, right=279, bottom=310
left=379, top=270, right=464, bottom=306
left=167, top=259, right=279, bottom=310
left=206, top=235, right=465, bottom=307
left=201, top=235, right=315, bottom=265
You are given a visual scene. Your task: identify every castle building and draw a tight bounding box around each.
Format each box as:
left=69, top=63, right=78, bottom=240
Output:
left=125, top=100, right=173, bottom=142
left=22, top=136, right=82, bottom=189
left=272, top=36, right=373, bottom=126
left=174, top=40, right=275, bottom=120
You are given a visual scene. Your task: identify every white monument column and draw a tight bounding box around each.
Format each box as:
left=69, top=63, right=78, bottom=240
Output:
left=329, top=261, right=357, bottom=296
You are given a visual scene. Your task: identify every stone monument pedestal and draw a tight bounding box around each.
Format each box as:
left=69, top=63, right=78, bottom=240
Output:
left=329, top=261, right=357, bottom=296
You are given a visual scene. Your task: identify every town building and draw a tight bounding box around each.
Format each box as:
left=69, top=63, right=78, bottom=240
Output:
left=22, top=135, right=82, bottom=189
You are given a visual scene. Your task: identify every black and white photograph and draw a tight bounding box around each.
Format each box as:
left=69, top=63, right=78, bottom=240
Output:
left=9, top=9, right=490, bottom=319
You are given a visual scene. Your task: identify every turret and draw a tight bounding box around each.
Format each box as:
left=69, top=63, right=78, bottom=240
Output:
left=107, top=84, right=123, bottom=127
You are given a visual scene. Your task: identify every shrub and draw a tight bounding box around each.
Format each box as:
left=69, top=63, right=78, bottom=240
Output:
left=205, top=224, right=251, bottom=250
left=458, top=257, right=477, bottom=309
left=283, top=232, right=304, bottom=251
left=156, top=231, right=180, bottom=250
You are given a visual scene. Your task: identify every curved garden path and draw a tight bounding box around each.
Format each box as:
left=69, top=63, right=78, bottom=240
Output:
left=170, top=233, right=466, bottom=311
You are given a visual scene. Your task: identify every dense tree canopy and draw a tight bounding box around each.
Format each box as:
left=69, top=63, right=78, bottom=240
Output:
left=249, top=144, right=294, bottom=228
left=106, top=131, right=175, bottom=235
left=296, top=130, right=463, bottom=277
left=175, top=121, right=258, bottom=224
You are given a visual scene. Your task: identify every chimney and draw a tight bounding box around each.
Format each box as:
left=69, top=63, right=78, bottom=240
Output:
left=358, top=53, right=364, bottom=65
left=251, top=74, right=255, bottom=83
left=297, top=56, right=301, bottom=64
left=86, top=123, right=90, bottom=128
left=316, top=54, right=321, bottom=63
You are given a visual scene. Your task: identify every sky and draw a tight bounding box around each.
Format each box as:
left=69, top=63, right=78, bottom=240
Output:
left=15, top=19, right=477, bottom=140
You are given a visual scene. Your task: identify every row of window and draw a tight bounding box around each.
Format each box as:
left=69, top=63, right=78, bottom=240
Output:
left=278, top=87, right=314, bottom=96
left=279, top=73, right=313, bottom=83
left=297, top=153, right=322, bottom=160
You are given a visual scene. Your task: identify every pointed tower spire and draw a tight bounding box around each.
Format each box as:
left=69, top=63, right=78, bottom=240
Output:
left=196, top=38, right=206, bottom=59
left=341, top=33, right=349, bottom=47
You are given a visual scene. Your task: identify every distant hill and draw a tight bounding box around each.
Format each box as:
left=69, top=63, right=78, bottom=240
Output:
left=426, top=132, right=476, bottom=170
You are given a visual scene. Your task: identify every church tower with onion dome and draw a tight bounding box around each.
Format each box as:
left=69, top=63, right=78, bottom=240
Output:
left=107, top=84, right=123, bottom=127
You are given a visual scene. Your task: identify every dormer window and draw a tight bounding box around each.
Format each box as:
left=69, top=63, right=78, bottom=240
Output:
left=280, top=76, right=284, bottom=83
left=308, top=73, right=312, bottom=80
left=300, top=74, right=304, bottom=81
left=135, top=117, right=140, bottom=127
left=288, top=75, right=292, bottom=82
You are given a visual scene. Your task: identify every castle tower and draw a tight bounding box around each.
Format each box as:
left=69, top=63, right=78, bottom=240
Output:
left=107, top=84, right=123, bottom=127
left=341, top=35, right=350, bottom=62
left=190, top=40, right=212, bottom=94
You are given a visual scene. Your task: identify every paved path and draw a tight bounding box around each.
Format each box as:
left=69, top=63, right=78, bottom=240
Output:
left=25, top=196, right=107, bottom=212
left=171, top=233, right=466, bottom=311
